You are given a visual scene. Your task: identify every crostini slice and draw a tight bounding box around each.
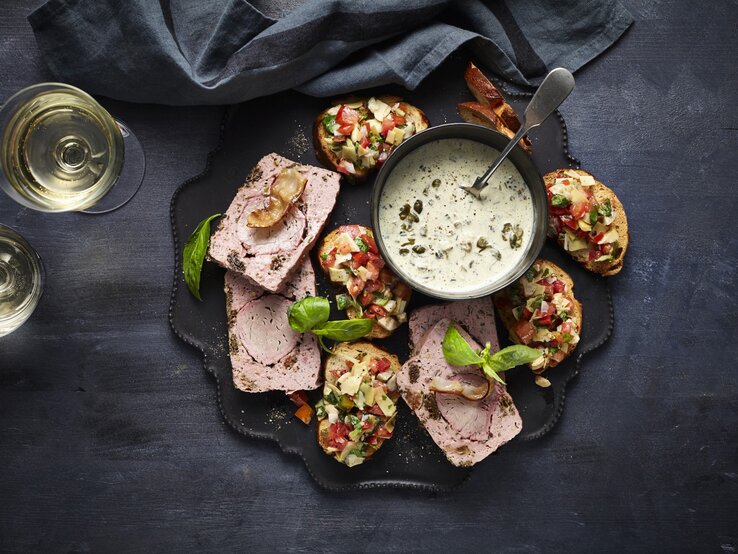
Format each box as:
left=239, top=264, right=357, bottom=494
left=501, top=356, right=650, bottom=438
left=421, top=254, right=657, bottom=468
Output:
left=313, top=96, right=429, bottom=182
left=315, top=342, right=401, bottom=467
left=459, top=62, right=532, bottom=154
left=318, top=224, right=411, bottom=339
left=494, top=259, right=582, bottom=373
left=544, top=168, right=629, bottom=276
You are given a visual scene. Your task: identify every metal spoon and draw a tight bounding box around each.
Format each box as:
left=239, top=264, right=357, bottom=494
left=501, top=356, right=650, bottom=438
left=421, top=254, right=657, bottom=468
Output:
left=461, top=67, right=575, bottom=199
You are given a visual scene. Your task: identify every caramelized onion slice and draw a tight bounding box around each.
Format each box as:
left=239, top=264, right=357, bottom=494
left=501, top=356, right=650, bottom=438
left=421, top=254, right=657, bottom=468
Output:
left=430, top=376, right=490, bottom=401
left=247, top=167, right=308, bottom=228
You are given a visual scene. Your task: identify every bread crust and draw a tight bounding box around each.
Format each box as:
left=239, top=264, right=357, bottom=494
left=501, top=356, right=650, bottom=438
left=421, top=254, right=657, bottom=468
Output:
left=543, top=169, right=629, bottom=276
left=459, top=62, right=532, bottom=153
left=494, top=259, right=582, bottom=372
left=313, top=96, right=429, bottom=183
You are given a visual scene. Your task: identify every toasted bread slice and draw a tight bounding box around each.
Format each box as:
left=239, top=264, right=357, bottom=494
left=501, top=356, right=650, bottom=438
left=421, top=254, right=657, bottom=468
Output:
left=464, top=62, right=505, bottom=108
left=458, top=102, right=532, bottom=154
left=316, top=342, right=401, bottom=466
left=494, top=259, right=582, bottom=373
left=460, top=62, right=532, bottom=153
left=313, top=96, right=429, bottom=183
left=318, top=224, right=411, bottom=339
left=543, top=169, right=629, bottom=276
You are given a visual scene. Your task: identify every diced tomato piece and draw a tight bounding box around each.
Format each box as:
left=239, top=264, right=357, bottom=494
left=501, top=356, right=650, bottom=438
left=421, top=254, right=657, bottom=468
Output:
left=321, top=247, right=337, bottom=268
left=367, top=435, right=380, bottom=446
left=359, top=135, right=370, bottom=149
left=588, top=249, right=600, bottom=260
left=550, top=350, right=567, bottom=364
left=336, top=105, right=359, bottom=125
left=376, top=357, right=391, bottom=372
left=601, top=243, right=613, bottom=254
left=552, top=280, right=565, bottom=293
left=570, top=202, right=590, bottom=220
left=543, top=285, right=553, bottom=297
left=365, top=259, right=383, bottom=280
left=350, top=251, right=369, bottom=268
left=337, top=159, right=355, bottom=175
left=391, top=282, right=412, bottom=300
left=549, top=206, right=569, bottom=216
left=592, top=231, right=605, bottom=244
left=561, top=321, right=572, bottom=334
left=332, top=135, right=346, bottom=143
left=294, top=404, right=313, bottom=425
left=379, top=268, right=396, bottom=285
left=364, top=122, right=372, bottom=134
left=359, top=291, right=374, bottom=306
left=381, top=117, right=396, bottom=137
left=377, top=151, right=388, bottom=165
left=560, top=215, right=578, bottom=230
left=288, top=391, right=309, bottom=407
left=338, top=123, right=354, bottom=135
left=327, top=422, right=350, bottom=448
left=513, top=319, right=536, bottom=344
left=538, top=315, right=553, bottom=327
left=392, top=113, right=406, bottom=126
left=367, top=404, right=385, bottom=416
left=522, top=307, right=533, bottom=320
left=375, top=425, right=393, bottom=439
left=364, top=279, right=383, bottom=293
left=367, top=304, right=388, bottom=317
left=347, top=276, right=365, bottom=297
left=359, top=233, right=378, bottom=254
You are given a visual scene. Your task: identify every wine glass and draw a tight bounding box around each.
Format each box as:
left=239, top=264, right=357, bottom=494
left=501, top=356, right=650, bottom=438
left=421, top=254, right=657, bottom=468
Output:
left=0, top=224, right=44, bottom=337
left=0, top=82, right=145, bottom=214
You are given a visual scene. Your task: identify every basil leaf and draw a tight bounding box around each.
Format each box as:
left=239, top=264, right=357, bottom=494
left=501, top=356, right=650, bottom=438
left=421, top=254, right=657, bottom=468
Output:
left=481, top=360, right=507, bottom=385
left=311, top=319, right=373, bottom=341
left=589, top=207, right=599, bottom=225
left=288, top=296, right=330, bottom=333
left=183, top=213, right=221, bottom=301
left=483, top=345, right=542, bottom=374
left=442, top=324, right=483, bottom=367
left=551, top=194, right=569, bottom=207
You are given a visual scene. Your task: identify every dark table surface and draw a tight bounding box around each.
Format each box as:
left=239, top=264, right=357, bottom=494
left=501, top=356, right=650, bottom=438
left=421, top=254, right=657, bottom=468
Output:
left=1, top=1, right=736, bottom=552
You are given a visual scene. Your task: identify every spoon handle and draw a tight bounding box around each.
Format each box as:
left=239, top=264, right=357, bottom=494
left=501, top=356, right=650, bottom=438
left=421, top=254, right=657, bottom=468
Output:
left=464, top=68, right=575, bottom=198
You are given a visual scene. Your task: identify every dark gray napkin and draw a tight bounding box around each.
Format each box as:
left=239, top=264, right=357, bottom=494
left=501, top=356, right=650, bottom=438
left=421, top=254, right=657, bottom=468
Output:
left=28, top=0, right=632, bottom=106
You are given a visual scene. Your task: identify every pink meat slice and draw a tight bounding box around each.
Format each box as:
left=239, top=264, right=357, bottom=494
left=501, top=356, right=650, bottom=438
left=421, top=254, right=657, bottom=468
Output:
left=236, top=200, right=306, bottom=256
left=209, top=153, right=341, bottom=292
left=233, top=295, right=298, bottom=366
left=397, top=318, right=522, bottom=467
left=409, top=297, right=499, bottom=355
left=224, top=258, right=321, bottom=393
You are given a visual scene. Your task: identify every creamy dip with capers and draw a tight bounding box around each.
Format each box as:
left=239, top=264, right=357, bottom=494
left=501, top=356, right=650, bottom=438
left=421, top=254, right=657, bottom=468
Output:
left=378, top=138, right=534, bottom=294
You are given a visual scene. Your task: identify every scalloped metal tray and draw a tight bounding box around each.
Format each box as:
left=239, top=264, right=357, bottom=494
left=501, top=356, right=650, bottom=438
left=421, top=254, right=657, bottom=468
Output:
left=169, top=53, right=613, bottom=491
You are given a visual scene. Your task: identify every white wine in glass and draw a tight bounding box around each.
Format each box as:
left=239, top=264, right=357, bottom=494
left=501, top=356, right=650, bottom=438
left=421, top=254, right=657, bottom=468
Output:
left=0, top=224, right=43, bottom=338
left=0, top=83, right=145, bottom=213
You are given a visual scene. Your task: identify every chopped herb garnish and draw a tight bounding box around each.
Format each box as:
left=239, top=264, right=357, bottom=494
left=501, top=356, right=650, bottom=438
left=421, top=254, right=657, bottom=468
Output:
left=355, top=237, right=369, bottom=252
left=598, top=198, right=612, bottom=218
left=551, top=194, right=569, bottom=207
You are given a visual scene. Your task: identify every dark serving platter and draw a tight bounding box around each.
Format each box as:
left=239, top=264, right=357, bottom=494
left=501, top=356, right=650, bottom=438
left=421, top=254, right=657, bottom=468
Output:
left=169, top=52, right=613, bottom=491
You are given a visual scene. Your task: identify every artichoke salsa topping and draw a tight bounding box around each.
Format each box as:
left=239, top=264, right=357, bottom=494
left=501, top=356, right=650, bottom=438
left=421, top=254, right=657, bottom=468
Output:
left=499, top=263, right=580, bottom=371
left=322, top=98, right=417, bottom=175
left=320, top=225, right=410, bottom=333
left=547, top=169, right=621, bottom=262
left=316, top=351, right=398, bottom=467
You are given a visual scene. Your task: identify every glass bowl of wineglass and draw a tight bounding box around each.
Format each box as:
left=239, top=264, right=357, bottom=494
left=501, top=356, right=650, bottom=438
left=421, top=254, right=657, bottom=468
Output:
left=0, top=224, right=44, bottom=337
left=0, top=82, right=145, bottom=214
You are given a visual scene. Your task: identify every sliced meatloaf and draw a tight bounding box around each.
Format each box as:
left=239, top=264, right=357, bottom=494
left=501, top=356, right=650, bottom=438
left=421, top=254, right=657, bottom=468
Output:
left=225, top=258, right=321, bottom=393
left=209, top=153, right=341, bottom=292
left=408, top=297, right=500, bottom=355
left=398, top=318, right=522, bottom=467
